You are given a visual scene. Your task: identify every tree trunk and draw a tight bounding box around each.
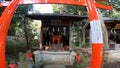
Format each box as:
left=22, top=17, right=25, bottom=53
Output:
left=23, top=17, right=29, bottom=50
left=82, top=29, right=85, bottom=44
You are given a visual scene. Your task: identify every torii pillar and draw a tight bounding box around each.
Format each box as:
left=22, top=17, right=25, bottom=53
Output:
left=86, top=0, right=104, bottom=68
left=0, top=0, right=113, bottom=68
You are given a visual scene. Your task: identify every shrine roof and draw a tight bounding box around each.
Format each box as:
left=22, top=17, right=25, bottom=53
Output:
left=104, top=17, right=120, bottom=29
left=25, top=13, right=120, bottom=29
left=25, top=13, right=87, bottom=21
left=104, top=17, right=120, bottom=23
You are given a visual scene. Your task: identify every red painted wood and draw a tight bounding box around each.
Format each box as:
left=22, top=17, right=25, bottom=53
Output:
left=91, top=43, right=103, bottom=68
left=0, top=0, right=113, bottom=10
left=86, top=0, right=104, bottom=68
left=0, top=0, right=20, bottom=68
left=95, top=2, right=113, bottom=10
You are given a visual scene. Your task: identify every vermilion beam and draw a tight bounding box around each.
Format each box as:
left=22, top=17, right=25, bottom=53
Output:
left=0, top=0, right=19, bottom=68
left=19, top=0, right=86, bottom=6
left=0, top=0, right=86, bottom=7
left=0, top=0, right=113, bottom=10
left=95, top=2, right=113, bottom=10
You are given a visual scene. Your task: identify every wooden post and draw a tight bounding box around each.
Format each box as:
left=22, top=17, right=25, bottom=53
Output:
left=0, top=0, right=20, bottom=68
left=86, top=0, right=104, bottom=68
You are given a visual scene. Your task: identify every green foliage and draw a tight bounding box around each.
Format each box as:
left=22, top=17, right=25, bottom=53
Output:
left=85, top=30, right=90, bottom=47
left=52, top=4, right=63, bottom=13
left=64, top=5, right=87, bottom=15
left=24, top=20, right=40, bottom=47
left=6, top=4, right=41, bottom=49
left=6, top=4, right=40, bottom=49
left=8, top=5, right=33, bottom=36
left=109, top=0, right=120, bottom=18
left=6, top=36, right=28, bottom=65
left=111, top=10, right=120, bottom=18
left=52, top=4, right=87, bottom=15
left=71, top=20, right=89, bottom=48
left=74, top=19, right=89, bottom=43
left=99, top=1, right=120, bottom=18
left=6, top=37, right=26, bottom=55
left=0, top=7, right=6, bottom=16
left=71, top=22, right=82, bottom=47
left=73, top=53, right=88, bottom=68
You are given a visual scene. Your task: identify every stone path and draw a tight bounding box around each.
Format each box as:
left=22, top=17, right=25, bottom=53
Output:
left=102, top=62, right=120, bottom=68
left=43, top=64, right=66, bottom=68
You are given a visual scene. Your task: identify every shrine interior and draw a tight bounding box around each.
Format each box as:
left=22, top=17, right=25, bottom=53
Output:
left=26, top=14, right=87, bottom=51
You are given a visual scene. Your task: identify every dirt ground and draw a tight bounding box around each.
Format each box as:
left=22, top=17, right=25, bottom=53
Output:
left=102, top=62, right=120, bottom=68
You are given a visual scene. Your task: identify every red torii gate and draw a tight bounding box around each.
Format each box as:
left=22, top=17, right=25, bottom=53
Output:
left=0, top=0, right=113, bottom=68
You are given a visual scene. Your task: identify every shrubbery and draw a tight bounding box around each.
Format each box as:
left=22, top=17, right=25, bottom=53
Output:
left=6, top=36, right=26, bottom=55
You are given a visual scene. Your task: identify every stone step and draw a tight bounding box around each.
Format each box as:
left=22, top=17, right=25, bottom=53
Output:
left=43, top=64, right=65, bottom=68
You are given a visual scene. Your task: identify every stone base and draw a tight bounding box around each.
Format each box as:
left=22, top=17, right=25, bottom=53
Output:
left=43, top=64, right=65, bottom=68
left=18, top=62, right=34, bottom=68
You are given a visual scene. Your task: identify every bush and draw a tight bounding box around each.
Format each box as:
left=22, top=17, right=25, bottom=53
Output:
left=6, top=36, right=26, bottom=55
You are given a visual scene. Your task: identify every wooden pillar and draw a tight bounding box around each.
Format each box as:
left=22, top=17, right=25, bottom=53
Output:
left=69, top=21, right=72, bottom=50
left=0, top=0, right=19, bottom=68
left=39, top=21, right=43, bottom=49
left=86, top=0, right=103, bottom=68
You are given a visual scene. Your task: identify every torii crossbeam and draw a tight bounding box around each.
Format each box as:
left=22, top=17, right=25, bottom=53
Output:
left=0, top=0, right=113, bottom=68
